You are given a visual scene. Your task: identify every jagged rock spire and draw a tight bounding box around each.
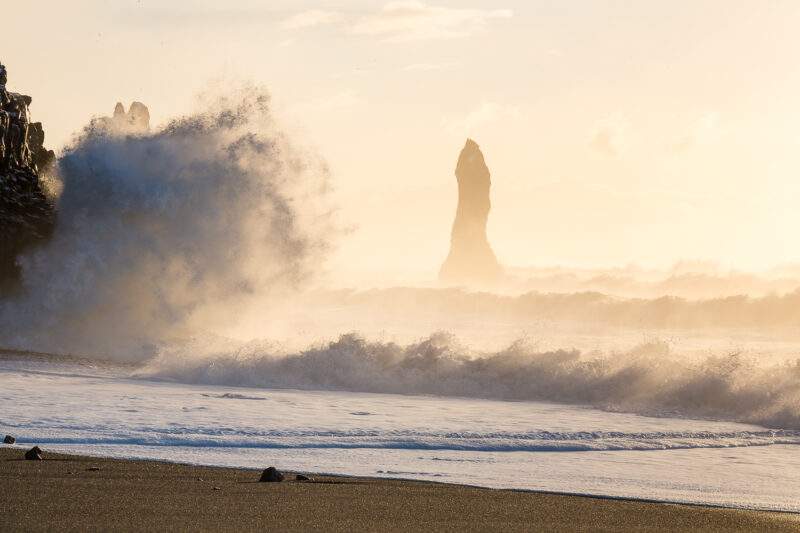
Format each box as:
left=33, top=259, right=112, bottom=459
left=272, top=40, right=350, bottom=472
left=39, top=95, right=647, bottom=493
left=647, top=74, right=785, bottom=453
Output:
left=97, top=101, right=150, bottom=134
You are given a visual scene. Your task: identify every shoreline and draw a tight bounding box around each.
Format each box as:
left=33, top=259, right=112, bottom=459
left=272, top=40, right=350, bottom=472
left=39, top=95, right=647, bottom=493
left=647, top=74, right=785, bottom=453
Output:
left=12, top=445, right=798, bottom=515
left=7, top=442, right=799, bottom=514
left=2, top=447, right=798, bottom=532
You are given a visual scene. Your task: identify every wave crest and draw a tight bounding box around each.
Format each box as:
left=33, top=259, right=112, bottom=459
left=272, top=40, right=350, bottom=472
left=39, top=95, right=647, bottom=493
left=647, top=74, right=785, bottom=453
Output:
left=142, top=333, right=800, bottom=430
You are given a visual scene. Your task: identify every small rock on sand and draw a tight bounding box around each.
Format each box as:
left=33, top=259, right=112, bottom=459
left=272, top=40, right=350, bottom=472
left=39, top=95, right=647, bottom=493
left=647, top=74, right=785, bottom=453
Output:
left=24, top=446, right=42, bottom=460
left=3, top=435, right=15, bottom=444
left=87, top=466, right=100, bottom=471
left=295, top=474, right=312, bottom=481
left=259, top=466, right=285, bottom=482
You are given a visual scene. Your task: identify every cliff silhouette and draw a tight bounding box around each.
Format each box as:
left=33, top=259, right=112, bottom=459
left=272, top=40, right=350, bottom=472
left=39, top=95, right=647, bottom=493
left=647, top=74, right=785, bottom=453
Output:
left=439, top=139, right=503, bottom=288
left=0, top=62, right=55, bottom=292
left=0, top=57, right=151, bottom=295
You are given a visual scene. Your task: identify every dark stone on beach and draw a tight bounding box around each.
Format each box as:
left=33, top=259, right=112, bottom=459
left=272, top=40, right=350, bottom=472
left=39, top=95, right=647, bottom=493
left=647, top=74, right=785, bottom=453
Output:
left=3, top=435, right=15, bottom=444
left=87, top=466, right=100, bottom=471
left=212, top=486, right=221, bottom=491
left=24, top=446, right=42, bottom=460
left=295, top=474, right=312, bottom=481
left=259, top=466, right=284, bottom=482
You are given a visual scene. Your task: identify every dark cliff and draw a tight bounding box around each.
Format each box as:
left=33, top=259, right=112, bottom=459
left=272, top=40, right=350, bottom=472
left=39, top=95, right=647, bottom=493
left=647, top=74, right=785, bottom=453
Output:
left=0, top=62, right=56, bottom=292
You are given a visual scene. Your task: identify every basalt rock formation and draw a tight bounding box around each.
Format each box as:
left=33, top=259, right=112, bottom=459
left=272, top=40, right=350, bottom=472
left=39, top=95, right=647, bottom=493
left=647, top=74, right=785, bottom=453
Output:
left=439, top=139, right=503, bottom=288
left=0, top=62, right=56, bottom=292
left=95, top=100, right=150, bottom=133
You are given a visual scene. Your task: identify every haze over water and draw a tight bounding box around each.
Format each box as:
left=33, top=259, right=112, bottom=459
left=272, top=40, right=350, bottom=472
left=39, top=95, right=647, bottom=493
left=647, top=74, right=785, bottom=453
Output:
left=3, top=0, right=800, bottom=512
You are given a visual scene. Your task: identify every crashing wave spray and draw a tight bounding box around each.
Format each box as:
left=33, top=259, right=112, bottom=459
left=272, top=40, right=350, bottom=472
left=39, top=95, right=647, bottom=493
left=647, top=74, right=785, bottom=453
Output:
left=3, top=85, right=799, bottom=435
left=0, top=88, right=333, bottom=360
left=141, top=333, right=800, bottom=430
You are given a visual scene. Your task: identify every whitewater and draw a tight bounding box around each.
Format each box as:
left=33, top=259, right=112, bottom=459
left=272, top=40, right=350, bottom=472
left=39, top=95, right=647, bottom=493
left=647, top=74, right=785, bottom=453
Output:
left=3, top=351, right=800, bottom=512
left=2, top=88, right=800, bottom=513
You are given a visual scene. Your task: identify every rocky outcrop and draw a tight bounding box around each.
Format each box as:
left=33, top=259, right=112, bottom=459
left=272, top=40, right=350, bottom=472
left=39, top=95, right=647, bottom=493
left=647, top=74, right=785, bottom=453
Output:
left=0, top=62, right=55, bottom=292
left=3, top=435, right=15, bottom=444
left=439, top=139, right=503, bottom=288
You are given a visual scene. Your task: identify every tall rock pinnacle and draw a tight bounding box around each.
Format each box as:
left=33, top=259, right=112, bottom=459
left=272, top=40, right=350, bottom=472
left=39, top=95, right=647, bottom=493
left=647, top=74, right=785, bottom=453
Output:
left=0, top=62, right=55, bottom=293
left=439, top=139, right=503, bottom=288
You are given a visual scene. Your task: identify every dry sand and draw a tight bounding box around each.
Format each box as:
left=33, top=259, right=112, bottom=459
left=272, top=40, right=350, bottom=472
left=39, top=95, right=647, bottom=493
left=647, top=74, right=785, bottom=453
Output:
left=1, top=447, right=798, bottom=532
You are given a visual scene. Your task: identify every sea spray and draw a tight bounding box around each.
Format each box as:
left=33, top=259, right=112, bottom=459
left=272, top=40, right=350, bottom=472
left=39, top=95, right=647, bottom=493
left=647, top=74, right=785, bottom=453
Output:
left=0, top=87, right=334, bottom=360
left=2, top=87, right=800, bottom=433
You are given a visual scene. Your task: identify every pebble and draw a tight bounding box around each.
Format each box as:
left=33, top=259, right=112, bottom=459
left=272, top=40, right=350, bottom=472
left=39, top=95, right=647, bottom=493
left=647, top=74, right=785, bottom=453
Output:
left=259, top=466, right=285, bottom=482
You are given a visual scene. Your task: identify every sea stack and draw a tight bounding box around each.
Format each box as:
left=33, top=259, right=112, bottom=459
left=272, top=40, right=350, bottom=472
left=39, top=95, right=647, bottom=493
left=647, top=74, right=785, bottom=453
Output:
left=439, top=139, right=503, bottom=288
left=107, top=101, right=150, bottom=133
left=0, top=62, right=56, bottom=293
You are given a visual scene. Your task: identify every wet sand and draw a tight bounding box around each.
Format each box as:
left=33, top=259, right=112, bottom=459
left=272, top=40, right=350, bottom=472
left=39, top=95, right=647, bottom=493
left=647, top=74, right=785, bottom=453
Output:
left=1, top=447, right=797, bottom=532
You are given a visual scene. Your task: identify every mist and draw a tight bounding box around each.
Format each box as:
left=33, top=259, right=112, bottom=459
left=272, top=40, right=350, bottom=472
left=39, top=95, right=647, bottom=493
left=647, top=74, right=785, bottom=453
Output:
left=3, top=84, right=800, bottom=435
left=0, top=87, right=334, bottom=360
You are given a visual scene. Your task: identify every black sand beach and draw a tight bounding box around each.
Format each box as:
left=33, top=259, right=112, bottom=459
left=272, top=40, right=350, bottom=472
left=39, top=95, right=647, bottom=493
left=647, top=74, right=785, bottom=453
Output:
left=1, top=448, right=797, bottom=532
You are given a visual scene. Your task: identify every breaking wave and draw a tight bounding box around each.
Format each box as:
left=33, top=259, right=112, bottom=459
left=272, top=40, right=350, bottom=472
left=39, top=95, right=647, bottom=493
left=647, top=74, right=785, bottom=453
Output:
left=0, top=88, right=334, bottom=360
left=142, top=332, right=800, bottom=430
left=1, top=85, right=798, bottom=437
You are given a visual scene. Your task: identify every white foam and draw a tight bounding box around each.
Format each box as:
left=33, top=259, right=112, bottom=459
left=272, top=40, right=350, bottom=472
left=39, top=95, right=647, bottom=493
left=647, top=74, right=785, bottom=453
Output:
left=140, top=332, right=800, bottom=430
left=3, top=359, right=800, bottom=512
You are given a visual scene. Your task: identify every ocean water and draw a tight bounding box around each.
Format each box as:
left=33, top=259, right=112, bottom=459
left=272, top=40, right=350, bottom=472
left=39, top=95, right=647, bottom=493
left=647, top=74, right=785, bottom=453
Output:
left=3, top=354, right=800, bottom=512
left=2, top=93, right=800, bottom=516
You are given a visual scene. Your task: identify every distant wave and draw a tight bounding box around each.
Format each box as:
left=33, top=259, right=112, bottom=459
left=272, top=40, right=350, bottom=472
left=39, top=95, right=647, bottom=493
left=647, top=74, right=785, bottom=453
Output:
left=314, top=286, right=800, bottom=328
left=504, top=261, right=800, bottom=299
left=142, top=332, right=800, bottom=430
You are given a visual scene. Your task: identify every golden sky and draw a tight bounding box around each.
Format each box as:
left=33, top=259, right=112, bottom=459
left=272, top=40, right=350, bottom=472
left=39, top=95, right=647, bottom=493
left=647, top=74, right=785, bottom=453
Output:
left=5, top=1, right=800, bottom=279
